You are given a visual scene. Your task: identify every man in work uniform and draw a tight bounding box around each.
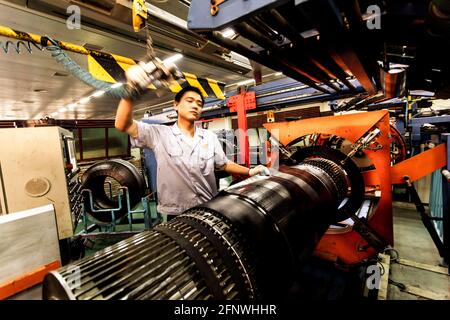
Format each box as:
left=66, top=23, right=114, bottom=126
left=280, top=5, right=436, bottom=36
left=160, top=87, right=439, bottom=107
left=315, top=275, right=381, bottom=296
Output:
left=115, top=64, right=269, bottom=218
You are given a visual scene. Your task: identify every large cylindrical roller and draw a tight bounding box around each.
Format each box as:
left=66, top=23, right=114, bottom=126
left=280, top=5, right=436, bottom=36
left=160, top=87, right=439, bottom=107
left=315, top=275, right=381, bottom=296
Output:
left=44, top=157, right=359, bottom=300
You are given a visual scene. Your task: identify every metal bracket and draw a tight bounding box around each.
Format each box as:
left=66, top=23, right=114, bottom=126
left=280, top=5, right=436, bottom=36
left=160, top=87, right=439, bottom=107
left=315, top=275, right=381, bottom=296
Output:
left=341, top=128, right=381, bottom=164
left=351, top=215, right=388, bottom=251
left=132, top=0, right=148, bottom=32
left=211, top=0, right=227, bottom=16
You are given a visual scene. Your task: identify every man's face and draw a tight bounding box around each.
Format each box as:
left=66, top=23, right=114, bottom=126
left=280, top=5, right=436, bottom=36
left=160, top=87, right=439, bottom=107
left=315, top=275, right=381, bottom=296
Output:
left=174, top=91, right=203, bottom=122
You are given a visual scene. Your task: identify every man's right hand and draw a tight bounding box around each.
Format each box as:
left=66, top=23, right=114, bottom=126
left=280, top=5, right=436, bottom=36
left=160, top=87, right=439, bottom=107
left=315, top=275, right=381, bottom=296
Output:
left=126, top=62, right=151, bottom=89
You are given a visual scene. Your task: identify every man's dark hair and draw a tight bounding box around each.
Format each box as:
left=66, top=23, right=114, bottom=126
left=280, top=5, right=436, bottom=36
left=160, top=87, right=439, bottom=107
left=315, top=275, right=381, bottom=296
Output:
left=174, top=86, right=205, bottom=106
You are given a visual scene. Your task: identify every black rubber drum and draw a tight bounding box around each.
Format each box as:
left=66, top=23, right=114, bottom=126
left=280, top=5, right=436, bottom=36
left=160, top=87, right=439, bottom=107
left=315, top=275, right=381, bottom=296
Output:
left=80, top=159, right=145, bottom=224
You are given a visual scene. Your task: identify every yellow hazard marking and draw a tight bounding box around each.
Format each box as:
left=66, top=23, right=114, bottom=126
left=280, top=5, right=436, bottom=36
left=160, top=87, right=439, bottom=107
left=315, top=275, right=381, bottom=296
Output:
left=87, top=55, right=116, bottom=83
left=207, top=78, right=225, bottom=100
left=183, top=72, right=208, bottom=97
left=169, top=81, right=183, bottom=93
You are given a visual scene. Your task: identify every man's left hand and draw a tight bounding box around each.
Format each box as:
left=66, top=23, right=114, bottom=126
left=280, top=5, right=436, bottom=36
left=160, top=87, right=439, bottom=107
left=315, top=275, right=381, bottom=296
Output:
left=249, top=165, right=271, bottom=176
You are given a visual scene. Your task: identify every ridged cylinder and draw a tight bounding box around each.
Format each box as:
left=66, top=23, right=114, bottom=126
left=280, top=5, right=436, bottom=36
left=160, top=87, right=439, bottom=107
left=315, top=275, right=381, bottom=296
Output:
left=43, top=158, right=354, bottom=300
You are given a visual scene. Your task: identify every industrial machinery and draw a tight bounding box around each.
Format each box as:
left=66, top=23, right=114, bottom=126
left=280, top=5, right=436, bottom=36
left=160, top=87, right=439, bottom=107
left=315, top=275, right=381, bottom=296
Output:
left=187, top=0, right=450, bottom=103
left=408, top=115, right=450, bottom=268
left=37, top=0, right=449, bottom=299
left=42, top=110, right=447, bottom=300
left=264, top=110, right=447, bottom=265
left=43, top=153, right=358, bottom=299
left=0, top=126, right=78, bottom=239
left=80, top=159, right=146, bottom=225
left=76, top=158, right=161, bottom=239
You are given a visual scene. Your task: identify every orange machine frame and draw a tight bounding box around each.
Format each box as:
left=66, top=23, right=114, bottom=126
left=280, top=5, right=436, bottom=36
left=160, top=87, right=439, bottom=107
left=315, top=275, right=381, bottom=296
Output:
left=264, top=110, right=446, bottom=265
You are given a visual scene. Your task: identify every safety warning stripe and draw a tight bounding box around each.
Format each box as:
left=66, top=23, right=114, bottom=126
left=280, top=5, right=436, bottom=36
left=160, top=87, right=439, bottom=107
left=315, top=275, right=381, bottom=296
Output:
left=88, top=54, right=226, bottom=99
left=0, top=25, right=226, bottom=100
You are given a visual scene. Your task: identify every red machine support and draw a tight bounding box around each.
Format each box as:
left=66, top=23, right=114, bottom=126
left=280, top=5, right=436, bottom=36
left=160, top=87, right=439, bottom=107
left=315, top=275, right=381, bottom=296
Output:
left=227, top=87, right=256, bottom=167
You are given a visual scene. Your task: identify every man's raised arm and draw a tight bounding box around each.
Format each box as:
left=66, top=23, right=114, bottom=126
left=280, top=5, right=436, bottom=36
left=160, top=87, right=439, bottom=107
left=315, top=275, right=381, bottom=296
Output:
left=115, top=98, right=138, bottom=138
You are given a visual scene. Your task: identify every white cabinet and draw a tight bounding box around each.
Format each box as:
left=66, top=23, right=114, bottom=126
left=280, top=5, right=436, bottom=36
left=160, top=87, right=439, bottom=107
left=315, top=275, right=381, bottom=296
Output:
left=0, top=126, right=77, bottom=239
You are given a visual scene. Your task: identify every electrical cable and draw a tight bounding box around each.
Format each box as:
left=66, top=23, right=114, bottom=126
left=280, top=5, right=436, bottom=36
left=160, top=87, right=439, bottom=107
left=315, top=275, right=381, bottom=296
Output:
left=382, top=246, right=400, bottom=263
left=388, top=278, right=406, bottom=291
left=376, top=259, right=385, bottom=276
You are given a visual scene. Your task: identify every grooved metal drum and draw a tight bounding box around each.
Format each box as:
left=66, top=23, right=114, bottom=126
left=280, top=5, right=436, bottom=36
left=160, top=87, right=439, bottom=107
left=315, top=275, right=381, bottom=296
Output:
left=44, top=211, right=255, bottom=300
left=44, top=157, right=360, bottom=300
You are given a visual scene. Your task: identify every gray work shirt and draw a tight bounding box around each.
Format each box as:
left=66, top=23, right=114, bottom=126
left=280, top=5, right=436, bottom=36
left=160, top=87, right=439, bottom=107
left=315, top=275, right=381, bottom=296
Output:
left=131, top=121, right=229, bottom=215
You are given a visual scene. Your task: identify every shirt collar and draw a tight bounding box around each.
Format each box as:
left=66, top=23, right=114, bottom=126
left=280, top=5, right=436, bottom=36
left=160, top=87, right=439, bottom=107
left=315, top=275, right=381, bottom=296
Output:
left=171, top=122, right=204, bottom=138
left=170, top=122, right=182, bottom=136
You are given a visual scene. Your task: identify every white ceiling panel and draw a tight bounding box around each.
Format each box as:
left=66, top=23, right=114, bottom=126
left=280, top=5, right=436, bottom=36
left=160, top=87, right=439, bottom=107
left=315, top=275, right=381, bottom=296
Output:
left=0, top=0, right=254, bottom=120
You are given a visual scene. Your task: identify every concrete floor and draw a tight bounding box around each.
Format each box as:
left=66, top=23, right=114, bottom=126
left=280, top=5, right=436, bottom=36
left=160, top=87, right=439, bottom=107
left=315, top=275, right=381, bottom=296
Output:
left=388, top=203, right=450, bottom=300
left=8, top=283, right=42, bottom=300
left=7, top=202, right=450, bottom=300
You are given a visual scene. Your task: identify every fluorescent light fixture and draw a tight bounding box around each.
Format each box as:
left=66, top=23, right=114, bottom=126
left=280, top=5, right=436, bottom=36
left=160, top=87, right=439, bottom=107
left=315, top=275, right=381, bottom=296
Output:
left=67, top=103, right=77, bottom=110
left=362, top=12, right=381, bottom=21
left=300, top=29, right=319, bottom=38
left=79, top=97, right=91, bottom=104
left=275, top=72, right=283, bottom=76
left=388, top=68, right=404, bottom=74
left=390, top=63, right=409, bottom=69
left=58, top=107, right=67, bottom=113
left=179, top=0, right=191, bottom=7
left=50, top=112, right=58, bottom=117
left=409, top=90, right=435, bottom=97
left=92, top=90, right=105, bottom=97
left=168, top=111, right=178, bottom=119
left=236, top=79, right=255, bottom=86
left=221, top=28, right=236, bottom=39
left=111, top=82, right=123, bottom=88
left=163, top=53, right=183, bottom=65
